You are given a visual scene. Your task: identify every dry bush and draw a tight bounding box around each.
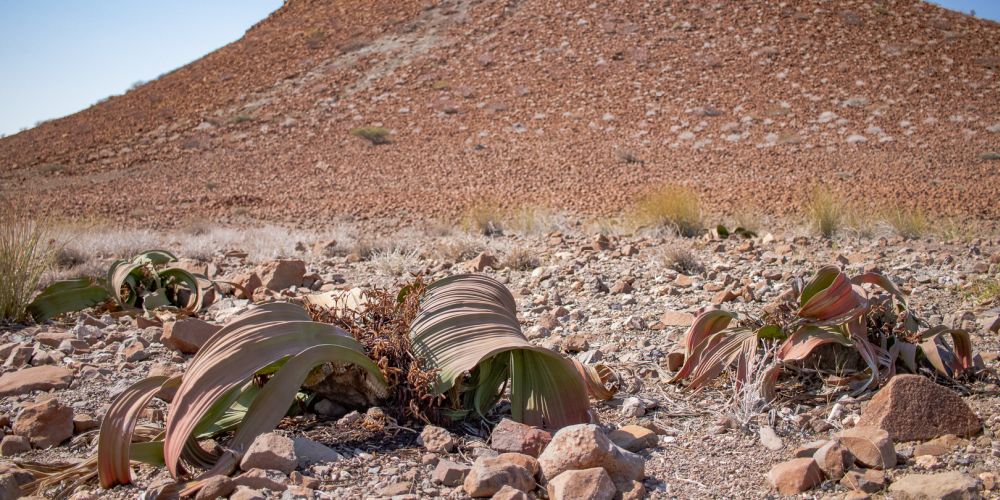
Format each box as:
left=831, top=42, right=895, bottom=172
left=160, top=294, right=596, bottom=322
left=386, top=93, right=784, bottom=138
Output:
left=463, top=202, right=505, bottom=236
left=659, top=245, right=703, bottom=275
left=370, top=248, right=422, bottom=276
left=884, top=208, right=930, bottom=240
left=965, top=278, right=1000, bottom=304
left=502, top=245, right=540, bottom=271
left=633, top=185, right=704, bottom=237
left=729, top=342, right=779, bottom=428
left=0, top=208, right=57, bottom=323
left=730, top=208, right=763, bottom=236
left=431, top=233, right=487, bottom=263
left=806, top=187, right=843, bottom=238
left=934, top=217, right=975, bottom=243
left=505, top=206, right=564, bottom=236
left=844, top=207, right=877, bottom=239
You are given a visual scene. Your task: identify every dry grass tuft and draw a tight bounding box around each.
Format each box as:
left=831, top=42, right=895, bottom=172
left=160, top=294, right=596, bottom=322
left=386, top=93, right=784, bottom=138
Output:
left=1, top=207, right=58, bottom=323
left=806, top=187, right=843, bottom=238
left=431, top=233, right=487, bottom=263
left=659, top=245, right=703, bottom=275
left=463, top=202, right=505, bottom=236
left=370, top=248, right=422, bottom=276
left=633, top=185, right=704, bottom=237
left=504, top=206, right=563, bottom=236
left=502, top=245, right=540, bottom=271
left=884, top=208, right=930, bottom=240
left=965, top=278, right=1000, bottom=304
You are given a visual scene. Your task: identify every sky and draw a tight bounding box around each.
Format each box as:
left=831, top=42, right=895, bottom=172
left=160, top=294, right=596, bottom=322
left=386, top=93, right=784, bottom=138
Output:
left=0, top=0, right=996, bottom=137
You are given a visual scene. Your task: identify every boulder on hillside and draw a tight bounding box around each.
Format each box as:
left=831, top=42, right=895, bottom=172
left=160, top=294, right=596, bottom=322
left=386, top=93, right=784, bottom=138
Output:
left=858, top=374, right=981, bottom=442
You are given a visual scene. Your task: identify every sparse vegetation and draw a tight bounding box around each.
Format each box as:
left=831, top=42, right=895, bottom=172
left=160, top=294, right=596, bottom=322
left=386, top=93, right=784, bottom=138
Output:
left=463, top=201, right=505, bottom=236
left=965, top=277, right=1000, bottom=304
left=0, top=209, right=57, bottom=323
left=659, top=245, right=703, bottom=275
left=229, top=114, right=254, bottom=124
left=503, top=245, right=540, bottom=271
left=806, top=186, right=843, bottom=238
left=884, top=208, right=930, bottom=239
left=980, top=152, right=1000, bottom=161
left=431, top=233, right=487, bottom=262
left=615, top=148, right=642, bottom=164
left=633, top=184, right=704, bottom=237
left=844, top=207, right=877, bottom=239
left=370, top=248, right=422, bottom=276
left=350, top=126, right=391, bottom=145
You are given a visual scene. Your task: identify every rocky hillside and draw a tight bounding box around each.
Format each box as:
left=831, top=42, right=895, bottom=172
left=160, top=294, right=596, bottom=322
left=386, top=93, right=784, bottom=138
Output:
left=1, top=0, right=999, bottom=225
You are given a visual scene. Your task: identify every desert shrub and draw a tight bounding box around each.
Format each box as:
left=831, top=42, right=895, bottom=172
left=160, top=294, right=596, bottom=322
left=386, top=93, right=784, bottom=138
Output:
left=659, top=245, right=703, bottom=274
left=884, top=208, right=929, bottom=240
left=934, top=217, right=975, bottom=243
left=431, top=233, right=487, bottom=263
left=806, top=187, right=843, bottom=238
left=503, top=245, right=540, bottom=271
left=0, top=210, right=57, bottom=322
left=463, top=202, right=504, bottom=236
left=370, top=248, right=422, bottom=276
left=965, top=278, right=999, bottom=304
left=844, top=207, right=877, bottom=239
left=633, top=185, right=704, bottom=237
left=350, top=126, right=390, bottom=145
left=505, top=206, right=563, bottom=236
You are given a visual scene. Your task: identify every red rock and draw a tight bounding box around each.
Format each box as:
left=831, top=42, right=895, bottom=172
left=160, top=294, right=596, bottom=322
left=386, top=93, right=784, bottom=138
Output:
left=660, top=310, right=694, bottom=327
left=232, top=272, right=262, bottom=300
left=490, top=418, right=552, bottom=457
left=608, top=425, right=658, bottom=452
left=537, top=424, right=644, bottom=488
left=858, top=375, right=981, bottom=442
left=0, top=365, right=74, bottom=397
left=256, top=260, right=306, bottom=291
left=841, top=469, right=886, bottom=493
left=162, top=318, right=221, bottom=354
left=465, top=252, right=499, bottom=272
left=463, top=455, right=534, bottom=497
left=813, top=440, right=853, bottom=480
left=547, top=467, right=616, bottom=500
left=836, top=426, right=897, bottom=470
left=12, top=398, right=74, bottom=448
left=766, top=458, right=824, bottom=495
left=431, top=459, right=470, bottom=486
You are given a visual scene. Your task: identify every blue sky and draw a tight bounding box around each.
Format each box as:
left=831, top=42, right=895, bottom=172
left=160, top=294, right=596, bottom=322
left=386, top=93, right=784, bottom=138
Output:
left=0, top=0, right=996, bottom=137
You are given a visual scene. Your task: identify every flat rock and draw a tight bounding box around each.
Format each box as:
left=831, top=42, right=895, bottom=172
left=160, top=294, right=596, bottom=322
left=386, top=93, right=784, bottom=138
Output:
left=431, top=459, right=470, bottom=486
left=240, top=433, right=296, bottom=474
left=537, top=424, right=644, bottom=488
left=232, top=468, right=288, bottom=491
left=608, top=425, right=658, bottom=452
left=858, top=375, right=981, bottom=442
left=194, top=474, right=235, bottom=500
left=491, top=484, right=530, bottom=500
left=841, top=468, right=886, bottom=493
left=161, top=318, right=221, bottom=354
left=291, top=437, right=340, bottom=468
left=659, top=310, right=694, bottom=326
left=0, top=365, right=74, bottom=397
left=490, top=418, right=552, bottom=457
left=419, top=425, right=456, bottom=453
left=766, top=458, right=823, bottom=495
left=0, top=435, right=31, bottom=456
left=836, top=426, right=897, bottom=469
left=12, top=398, right=74, bottom=448
left=914, top=434, right=968, bottom=457
left=813, top=440, right=853, bottom=480
left=547, top=467, right=616, bottom=500
left=888, top=471, right=981, bottom=500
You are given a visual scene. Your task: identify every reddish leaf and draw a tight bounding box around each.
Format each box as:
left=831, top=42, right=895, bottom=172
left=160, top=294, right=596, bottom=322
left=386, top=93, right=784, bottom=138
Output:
left=776, top=325, right=852, bottom=362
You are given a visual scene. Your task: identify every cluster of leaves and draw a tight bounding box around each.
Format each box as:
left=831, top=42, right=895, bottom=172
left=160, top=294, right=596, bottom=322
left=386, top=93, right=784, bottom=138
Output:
left=671, top=266, right=979, bottom=401
left=27, top=249, right=207, bottom=322
left=26, top=274, right=615, bottom=497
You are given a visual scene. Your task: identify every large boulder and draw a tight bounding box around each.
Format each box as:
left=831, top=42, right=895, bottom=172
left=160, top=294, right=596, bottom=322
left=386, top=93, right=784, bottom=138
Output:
left=858, top=375, right=981, bottom=442
left=888, top=471, right=981, bottom=500
left=0, top=366, right=74, bottom=397
left=537, top=424, right=644, bottom=488
left=12, top=398, right=74, bottom=448
left=161, top=318, right=221, bottom=354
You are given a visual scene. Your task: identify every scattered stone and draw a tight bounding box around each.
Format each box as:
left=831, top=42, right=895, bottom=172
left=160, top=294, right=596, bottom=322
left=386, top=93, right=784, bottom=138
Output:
left=379, top=481, right=412, bottom=496
left=758, top=426, right=783, bottom=451
left=463, top=455, right=534, bottom=497
left=837, top=426, right=897, bottom=469
left=0, top=435, right=31, bottom=456
left=195, top=475, right=235, bottom=500
left=239, top=433, right=297, bottom=474
left=621, top=397, right=645, bottom=417
left=609, top=425, right=658, bottom=452
left=1, top=474, right=21, bottom=500
left=793, top=440, right=830, bottom=458
left=256, top=259, right=306, bottom=291
left=537, top=424, right=644, bottom=488
left=72, top=414, right=99, bottom=433
left=419, top=425, right=457, bottom=453
left=466, top=252, right=499, bottom=272
left=431, top=459, right=470, bottom=486
left=766, top=458, right=823, bottom=495
left=161, top=318, right=221, bottom=354
left=490, top=419, right=552, bottom=457
left=858, top=375, right=981, bottom=442
left=841, top=468, right=886, bottom=493
left=229, top=485, right=267, bottom=500
left=291, top=437, right=340, bottom=468
left=659, top=310, right=694, bottom=327
left=547, top=467, right=616, bottom=500
left=888, top=471, right=981, bottom=500
left=914, top=434, right=968, bottom=457
left=232, top=468, right=288, bottom=491
left=13, top=398, right=74, bottom=448
left=813, top=440, right=853, bottom=480
left=491, top=484, right=530, bottom=500
left=0, top=365, right=74, bottom=397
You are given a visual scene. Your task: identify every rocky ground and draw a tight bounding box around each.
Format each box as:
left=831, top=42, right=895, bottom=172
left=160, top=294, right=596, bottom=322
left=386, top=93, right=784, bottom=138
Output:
left=1, top=218, right=999, bottom=499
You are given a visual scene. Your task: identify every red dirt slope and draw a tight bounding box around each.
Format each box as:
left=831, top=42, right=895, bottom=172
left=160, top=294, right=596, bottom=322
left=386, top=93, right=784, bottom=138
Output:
left=1, top=0, right=998, bottom=226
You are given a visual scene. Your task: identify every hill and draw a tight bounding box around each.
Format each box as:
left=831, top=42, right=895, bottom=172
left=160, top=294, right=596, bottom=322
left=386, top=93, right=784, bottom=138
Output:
left=1, top=0, right=999, bottom=226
